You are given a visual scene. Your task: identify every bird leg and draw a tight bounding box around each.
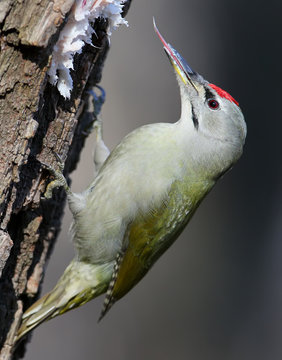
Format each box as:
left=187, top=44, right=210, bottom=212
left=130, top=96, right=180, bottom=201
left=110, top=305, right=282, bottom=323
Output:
left=42, top=86, right=110, bottom=199
left=92, top=118, right=110, bottom=173
left=79, top=85, right=110, bottom=173
left=88, top=86, right=110, bottom=173
left=42, top=154, right=71, bottom=199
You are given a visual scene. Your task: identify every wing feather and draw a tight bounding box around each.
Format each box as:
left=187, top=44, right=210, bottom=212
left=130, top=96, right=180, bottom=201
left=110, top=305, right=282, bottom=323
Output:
left=100, top=178, right=212, bottom=317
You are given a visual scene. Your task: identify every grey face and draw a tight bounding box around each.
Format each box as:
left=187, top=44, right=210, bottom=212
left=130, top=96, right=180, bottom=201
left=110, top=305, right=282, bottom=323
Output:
left=191, top=81, right=247, bottom=146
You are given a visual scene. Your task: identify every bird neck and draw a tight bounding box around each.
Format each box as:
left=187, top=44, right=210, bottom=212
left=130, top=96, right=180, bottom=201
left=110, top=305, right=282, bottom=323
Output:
left=173, top=116, right=230, bottom=183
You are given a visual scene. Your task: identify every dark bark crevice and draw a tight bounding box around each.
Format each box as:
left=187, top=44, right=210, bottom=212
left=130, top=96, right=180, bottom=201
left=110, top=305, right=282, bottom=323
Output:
left=0, top=1, right=132, bottom=358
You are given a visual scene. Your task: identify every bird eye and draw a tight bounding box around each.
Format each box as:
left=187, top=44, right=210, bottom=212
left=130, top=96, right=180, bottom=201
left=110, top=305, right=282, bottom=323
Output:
left=208, top=99, right=219, bottom=110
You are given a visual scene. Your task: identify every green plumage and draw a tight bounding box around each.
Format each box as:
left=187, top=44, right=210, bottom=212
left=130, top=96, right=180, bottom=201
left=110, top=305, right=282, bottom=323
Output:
left=16, top=24, right=246, bottom=342
left=102, top=177, right=214, bottom=315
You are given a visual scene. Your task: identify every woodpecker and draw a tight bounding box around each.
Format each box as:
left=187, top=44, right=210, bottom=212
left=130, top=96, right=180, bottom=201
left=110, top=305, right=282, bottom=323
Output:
left=16, top=21, right=246, bottom=341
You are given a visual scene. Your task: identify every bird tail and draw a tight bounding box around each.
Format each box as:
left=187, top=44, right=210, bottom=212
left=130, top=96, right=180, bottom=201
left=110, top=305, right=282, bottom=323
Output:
left=16, top=259, right=113, bottom=342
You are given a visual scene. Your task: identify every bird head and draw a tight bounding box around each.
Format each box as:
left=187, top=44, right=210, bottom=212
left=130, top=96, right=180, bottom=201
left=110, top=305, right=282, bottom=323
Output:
left=154, top=19, right=247, bottom=178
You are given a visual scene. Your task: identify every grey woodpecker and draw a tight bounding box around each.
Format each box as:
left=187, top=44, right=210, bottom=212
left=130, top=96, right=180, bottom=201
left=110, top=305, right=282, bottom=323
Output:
left=16, top=21, right=246, bottom=341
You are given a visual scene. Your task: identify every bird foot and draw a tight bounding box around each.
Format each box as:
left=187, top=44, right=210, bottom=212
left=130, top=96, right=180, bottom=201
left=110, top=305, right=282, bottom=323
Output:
left=41, top=154, right=71, bottom=199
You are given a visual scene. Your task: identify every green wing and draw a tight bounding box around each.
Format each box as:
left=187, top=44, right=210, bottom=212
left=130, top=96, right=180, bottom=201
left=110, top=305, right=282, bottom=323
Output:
left=100, top=178, right=213, bottom=318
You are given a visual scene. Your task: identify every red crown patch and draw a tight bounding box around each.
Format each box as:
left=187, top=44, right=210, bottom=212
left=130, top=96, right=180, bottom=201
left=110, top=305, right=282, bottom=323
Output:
left=209, top=83, right=239, bottom=106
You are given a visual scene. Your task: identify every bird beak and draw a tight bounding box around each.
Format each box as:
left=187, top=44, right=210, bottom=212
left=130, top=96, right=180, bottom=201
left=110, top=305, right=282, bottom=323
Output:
left=153, top=18, right=198, bottom=93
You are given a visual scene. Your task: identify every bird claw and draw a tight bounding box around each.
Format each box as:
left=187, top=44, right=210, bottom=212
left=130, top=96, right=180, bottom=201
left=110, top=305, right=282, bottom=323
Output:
left=41, top=156, right=71, bottom=199
left=42, top=86, right=107, bottom=198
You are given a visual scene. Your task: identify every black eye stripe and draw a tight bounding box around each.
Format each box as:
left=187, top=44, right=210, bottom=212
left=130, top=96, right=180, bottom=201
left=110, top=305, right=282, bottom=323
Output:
left=204, top=86, right=215, bottom=101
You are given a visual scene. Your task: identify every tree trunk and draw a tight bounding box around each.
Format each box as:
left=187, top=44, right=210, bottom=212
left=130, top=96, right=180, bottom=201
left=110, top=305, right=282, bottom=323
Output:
left=0, top=1, right=131, bottom=359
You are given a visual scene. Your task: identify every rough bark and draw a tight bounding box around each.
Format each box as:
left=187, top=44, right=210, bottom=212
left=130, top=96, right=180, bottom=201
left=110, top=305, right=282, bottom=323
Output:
left=0, top=1, right=131, bottom=359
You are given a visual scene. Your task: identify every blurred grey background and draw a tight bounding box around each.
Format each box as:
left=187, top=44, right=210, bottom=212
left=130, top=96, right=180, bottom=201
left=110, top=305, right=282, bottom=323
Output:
left=26, top=0, right=282, bottom=359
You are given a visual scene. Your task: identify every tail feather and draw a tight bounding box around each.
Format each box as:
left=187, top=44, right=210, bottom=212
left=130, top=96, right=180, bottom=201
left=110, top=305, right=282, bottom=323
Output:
left=16, top=260, right=114, bottom=342
left=17, top=291, right=60, bottom=341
